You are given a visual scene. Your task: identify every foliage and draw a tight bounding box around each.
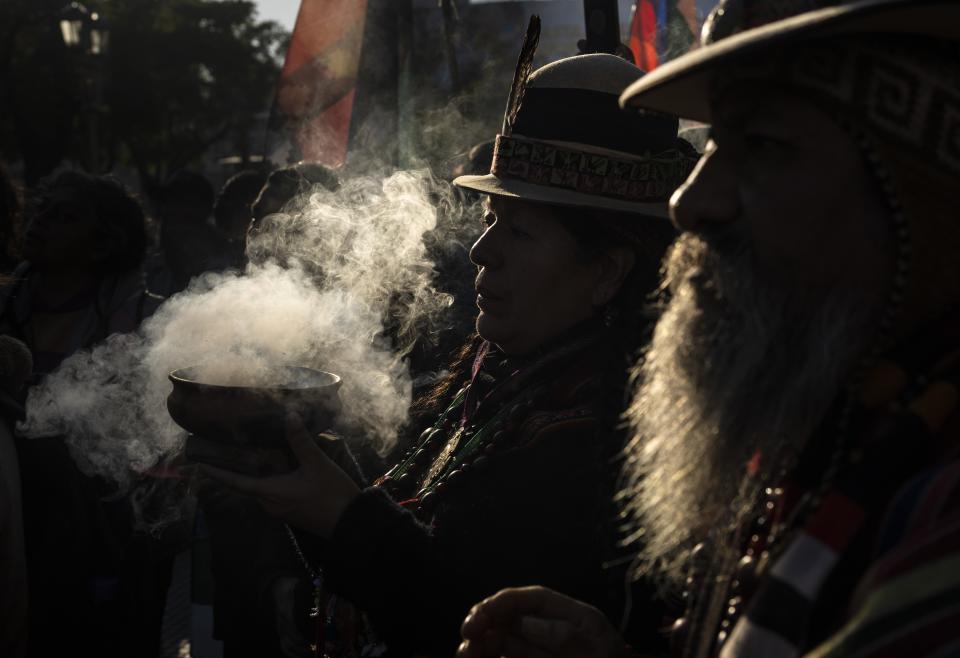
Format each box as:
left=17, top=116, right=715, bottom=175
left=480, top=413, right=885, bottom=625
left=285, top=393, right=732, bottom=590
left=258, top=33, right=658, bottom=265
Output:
left=0, top=0, right=288, bottom=186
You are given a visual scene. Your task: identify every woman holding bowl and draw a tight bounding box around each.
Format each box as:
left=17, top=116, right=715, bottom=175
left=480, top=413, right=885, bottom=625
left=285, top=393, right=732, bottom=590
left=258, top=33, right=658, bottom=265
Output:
left=205, top=41, right=696, bottom=657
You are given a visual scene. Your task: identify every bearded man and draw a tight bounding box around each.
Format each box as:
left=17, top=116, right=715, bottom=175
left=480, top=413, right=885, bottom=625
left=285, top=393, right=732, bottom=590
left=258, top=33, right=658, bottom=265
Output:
left=456, top=1, right=960, bottom=657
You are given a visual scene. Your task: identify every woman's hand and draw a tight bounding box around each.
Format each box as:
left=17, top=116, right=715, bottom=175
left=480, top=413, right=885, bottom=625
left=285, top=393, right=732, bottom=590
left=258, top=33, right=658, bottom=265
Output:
left=200, top=414, right=360, bottom=538
left=457, top=586, right=635, bottom=658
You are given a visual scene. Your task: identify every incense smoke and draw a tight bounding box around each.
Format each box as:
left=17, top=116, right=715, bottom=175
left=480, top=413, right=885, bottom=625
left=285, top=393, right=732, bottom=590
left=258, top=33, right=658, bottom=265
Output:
left=19, top=170, right=471, bottom=490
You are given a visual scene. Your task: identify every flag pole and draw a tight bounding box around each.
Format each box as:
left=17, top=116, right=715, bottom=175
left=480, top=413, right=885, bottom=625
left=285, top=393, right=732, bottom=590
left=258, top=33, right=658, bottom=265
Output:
left=440, top=0, right=462, bottom=94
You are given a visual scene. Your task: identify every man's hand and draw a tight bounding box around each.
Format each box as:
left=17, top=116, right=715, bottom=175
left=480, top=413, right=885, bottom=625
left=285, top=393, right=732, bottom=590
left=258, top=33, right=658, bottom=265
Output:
left=200, top=414, right=360, bottom=538
left=457, top=586, right=633, bottom=658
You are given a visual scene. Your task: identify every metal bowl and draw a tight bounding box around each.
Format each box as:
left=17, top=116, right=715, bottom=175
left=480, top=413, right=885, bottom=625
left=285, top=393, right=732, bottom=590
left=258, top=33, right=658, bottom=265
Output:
left=167, top=365, right=343, bottom=445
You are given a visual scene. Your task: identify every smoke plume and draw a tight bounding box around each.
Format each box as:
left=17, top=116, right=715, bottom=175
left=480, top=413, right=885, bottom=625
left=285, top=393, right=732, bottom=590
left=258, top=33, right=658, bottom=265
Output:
left=19, top=170, right=464, bottom=489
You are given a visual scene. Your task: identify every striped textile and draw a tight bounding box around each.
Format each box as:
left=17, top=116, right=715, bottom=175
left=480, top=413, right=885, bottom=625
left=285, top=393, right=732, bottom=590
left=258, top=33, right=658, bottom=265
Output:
left=721, top=368, right=960, bottom=658
left=720, top=496, right=862, bottom=658
left=805, top=466, right=960, bottom=658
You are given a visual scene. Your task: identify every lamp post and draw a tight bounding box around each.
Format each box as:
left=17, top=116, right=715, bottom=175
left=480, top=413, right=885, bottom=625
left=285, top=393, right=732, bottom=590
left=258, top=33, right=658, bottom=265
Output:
left=59, top=2, right=110, bottom=173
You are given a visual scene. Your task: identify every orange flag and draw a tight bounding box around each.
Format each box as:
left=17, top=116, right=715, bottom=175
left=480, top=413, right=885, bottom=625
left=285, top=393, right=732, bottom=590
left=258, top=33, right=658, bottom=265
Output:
left=272, top=0, right=369, bottom=167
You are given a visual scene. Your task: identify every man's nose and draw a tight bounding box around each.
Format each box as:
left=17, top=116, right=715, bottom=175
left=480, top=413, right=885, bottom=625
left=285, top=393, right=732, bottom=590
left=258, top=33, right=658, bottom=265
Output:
left=469, top=223, right=502, bottom=270
left=669, top=147, right=740, bottom=234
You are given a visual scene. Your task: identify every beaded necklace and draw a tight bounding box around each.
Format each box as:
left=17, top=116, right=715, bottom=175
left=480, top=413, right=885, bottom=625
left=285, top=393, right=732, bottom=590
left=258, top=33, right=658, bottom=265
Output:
left=377, top=328, right=606, bottom=515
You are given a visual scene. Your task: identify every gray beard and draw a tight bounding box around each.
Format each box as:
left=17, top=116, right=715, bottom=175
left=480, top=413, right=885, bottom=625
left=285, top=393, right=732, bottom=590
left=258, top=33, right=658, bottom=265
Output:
left=622, top=233, right=876, bottom=587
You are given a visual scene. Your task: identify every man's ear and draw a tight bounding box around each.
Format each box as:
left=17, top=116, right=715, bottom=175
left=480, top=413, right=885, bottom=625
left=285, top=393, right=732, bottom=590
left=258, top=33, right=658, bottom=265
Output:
left=592, top=246, right=635, bottom=306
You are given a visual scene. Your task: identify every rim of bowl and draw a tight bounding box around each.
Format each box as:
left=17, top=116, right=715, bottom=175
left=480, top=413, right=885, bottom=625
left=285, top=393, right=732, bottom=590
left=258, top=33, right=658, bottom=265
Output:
left=168, top=365, right=342, bottom=391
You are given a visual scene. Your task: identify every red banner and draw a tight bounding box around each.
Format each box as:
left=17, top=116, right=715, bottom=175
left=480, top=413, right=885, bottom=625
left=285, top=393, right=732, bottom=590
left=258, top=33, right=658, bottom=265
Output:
left=629, top=0, right=660, bottom=71
left=272, top=0, right=369, bottom=167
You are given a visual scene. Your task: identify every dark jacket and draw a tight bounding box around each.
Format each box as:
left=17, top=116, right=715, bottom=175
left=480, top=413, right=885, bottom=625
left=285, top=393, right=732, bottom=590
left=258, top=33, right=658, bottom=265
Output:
left=0, top=392, right=26, bottom=658
left=0, top=262, right=161, bottom=378
left=319, top=321, right=663, bottom=656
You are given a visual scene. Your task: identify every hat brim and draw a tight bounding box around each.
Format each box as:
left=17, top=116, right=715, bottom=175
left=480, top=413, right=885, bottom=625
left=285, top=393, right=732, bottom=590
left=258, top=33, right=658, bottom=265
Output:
left=620, top=0, right=960, bottom=122
left=452, top=174, right=671, bottom=219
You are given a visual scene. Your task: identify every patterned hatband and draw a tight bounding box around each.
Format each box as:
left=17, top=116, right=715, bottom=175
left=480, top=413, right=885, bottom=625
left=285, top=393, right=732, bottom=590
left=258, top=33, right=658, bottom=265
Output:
left=710, top=32, right=960, bottom=177
left=490, top=134, right=698, bottom=203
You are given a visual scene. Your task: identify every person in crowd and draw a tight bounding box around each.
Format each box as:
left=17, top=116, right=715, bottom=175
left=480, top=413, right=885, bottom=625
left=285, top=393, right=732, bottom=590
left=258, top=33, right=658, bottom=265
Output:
left=147, top=169, right=229, bottom=295
left=198, top=160, right=343, bottom=658
left=0, top=335, right=32, bottom=658
left=244, top=160, right=341, bottom=267
left=457, top=1, right=960, bottom=657
left=0, top=170, right=159, bottom=377
left=214, top=169, right=269, bottom=269
left=0, top=164, right=22, bottom=273
left=449, top=140, right=495, bottom=182
left=250, top=162, right=340, bottom=229
left=203, top=47, right=698, bottom=656
left=0, top=170, right=169, bottom=658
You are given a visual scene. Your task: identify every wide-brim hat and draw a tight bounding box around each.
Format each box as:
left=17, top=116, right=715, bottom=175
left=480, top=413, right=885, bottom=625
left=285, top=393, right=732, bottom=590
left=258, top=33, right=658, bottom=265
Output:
left=455, top=18, right=698, bottom=219
left=620, top=0, right=960, bottom=121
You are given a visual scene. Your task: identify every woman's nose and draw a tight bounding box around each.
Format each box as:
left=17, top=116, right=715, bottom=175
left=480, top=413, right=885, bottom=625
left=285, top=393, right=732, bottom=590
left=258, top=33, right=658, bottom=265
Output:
left=469, top=223, right=502, bottom=270
left=670, top=146, right=740, bottom=234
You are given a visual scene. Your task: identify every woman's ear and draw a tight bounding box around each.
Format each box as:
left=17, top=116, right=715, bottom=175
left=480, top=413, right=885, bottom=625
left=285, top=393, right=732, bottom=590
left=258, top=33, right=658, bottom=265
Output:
left=592, top=246, right=635, bottom=306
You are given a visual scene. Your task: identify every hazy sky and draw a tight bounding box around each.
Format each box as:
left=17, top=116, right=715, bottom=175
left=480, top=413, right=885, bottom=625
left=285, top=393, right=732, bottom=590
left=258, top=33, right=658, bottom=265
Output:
left=253, top=0, right=301, bottom=31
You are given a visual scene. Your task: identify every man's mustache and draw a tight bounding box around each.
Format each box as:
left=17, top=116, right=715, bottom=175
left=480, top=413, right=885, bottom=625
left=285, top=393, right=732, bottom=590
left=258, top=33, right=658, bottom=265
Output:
left=664, top=230, right=753, bottom=296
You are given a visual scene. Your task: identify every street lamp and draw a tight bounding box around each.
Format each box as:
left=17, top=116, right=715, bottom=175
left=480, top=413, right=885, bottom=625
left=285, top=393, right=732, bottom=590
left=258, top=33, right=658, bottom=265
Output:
left=59, top=2, right=111, bottom=172
left=59, top=2, right=110, bottom=56
left=59, top=2, right=86, bottom=49
left=88, top=11, right=110, bottom=56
